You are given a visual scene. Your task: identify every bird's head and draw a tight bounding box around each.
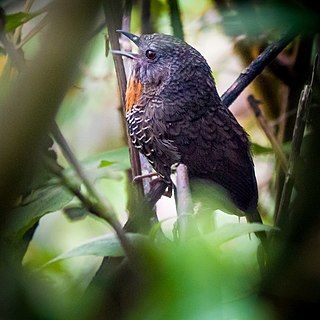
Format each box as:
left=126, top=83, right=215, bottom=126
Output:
left=112, top=31, right=209, bottom=88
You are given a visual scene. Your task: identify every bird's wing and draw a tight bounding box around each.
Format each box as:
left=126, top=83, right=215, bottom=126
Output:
left=167, top=105, right=258, bottom=212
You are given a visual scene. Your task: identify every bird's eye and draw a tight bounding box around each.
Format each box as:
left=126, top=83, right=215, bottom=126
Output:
left=145, top=49, right=156, bottom=60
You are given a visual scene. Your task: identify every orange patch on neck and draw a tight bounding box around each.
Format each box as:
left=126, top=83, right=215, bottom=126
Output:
left=126, top=79, right=143, bottom=112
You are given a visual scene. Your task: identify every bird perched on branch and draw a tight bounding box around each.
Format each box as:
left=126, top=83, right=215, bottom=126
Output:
left=113, top=31, right=265, bottom=239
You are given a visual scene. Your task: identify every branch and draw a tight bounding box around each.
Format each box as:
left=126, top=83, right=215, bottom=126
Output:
left=45, top=155, right=135, bottom=261
left=221, top=27, right=298, bottom=108
left=248, top=95, right=289, bottom=174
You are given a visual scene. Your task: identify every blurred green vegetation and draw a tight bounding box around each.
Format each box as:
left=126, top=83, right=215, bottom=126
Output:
left=0, top=0, right=319, bottom=319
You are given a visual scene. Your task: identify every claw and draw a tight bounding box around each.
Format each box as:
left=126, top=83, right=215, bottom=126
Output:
left=133, top=172, right=158, bottom=182
left=163, top=184, right=173, bottom=198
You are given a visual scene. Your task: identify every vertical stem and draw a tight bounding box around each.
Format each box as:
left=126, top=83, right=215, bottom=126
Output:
left=274, top=35, right=314, bottom=217
left=103, top=0, right=143, bottom=185
left=176, top=164, right=197, bottom=239
left=140, top=0, right=154, bottom=34
left=167, top=0, right=184, bottom=40
left=276, top=82, right=312, bottom=228
left=104, top=0, right=157, bottom=233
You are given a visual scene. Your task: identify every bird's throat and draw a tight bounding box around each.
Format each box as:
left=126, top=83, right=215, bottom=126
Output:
left=126, top=76, right=143, bottom=112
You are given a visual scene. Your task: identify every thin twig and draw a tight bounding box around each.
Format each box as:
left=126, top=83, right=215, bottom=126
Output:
left=44, top=156, right=102, bottom=219
left=0, top=8, right=25, bottom=72
left=13, top=0, right=35, bottom=44
left=15, top=2, right=56, bottom=49
left=51, top=121, right=137, bottom=258
left=275, top=56, right=317, bottom=228
left=269, top=108, right=298, bottom=127
left=16, top=15, right=48, bottom=49
left=248, top=95, right=289, bottom=174
left=222, top=27, right=298, bottom=108
left=51, top=122, right=116, bottom=215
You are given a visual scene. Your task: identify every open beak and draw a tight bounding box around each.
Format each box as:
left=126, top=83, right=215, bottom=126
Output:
left=117, top=30, right=140, bottom=45
left=111, top=30, right=140, bottom=59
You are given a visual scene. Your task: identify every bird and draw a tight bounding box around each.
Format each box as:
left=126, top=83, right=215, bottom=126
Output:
left=112, top=31, right=266, bottom=241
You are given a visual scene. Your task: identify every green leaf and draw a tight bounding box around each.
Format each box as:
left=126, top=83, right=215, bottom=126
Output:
left=63, top=206, right=88, bottom=220
left=63, top=147, right=131, bottom=182
left=83, top=147, right=130, bottom=171
left=6, top=184, right=73, bottom=240
left=5, top=12, right=42, bottom=33
left=42, top=233, right=147, bottom=267
left=251, top=142, right=291, bottom=156
left=205, top=222, right=275, bottom=245
left=98, top=160, right=117, bottom=168
left=251, top=142, right=273, bottom=155
left=62, top=147, right=131, bottom=182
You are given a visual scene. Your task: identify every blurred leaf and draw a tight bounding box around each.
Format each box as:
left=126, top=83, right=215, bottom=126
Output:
left=5, top=12, right=42, bottom=32
left=76, top=147, right=130, bottom=181
left=251, top=142, right=273, bottom=155
left=79, top=147, right=130, bottom=182
left=63, top=206, right=88, bottom=220
left=43, top=233, right=147, bottom=267
left=98, top=160, right=117, bottom=168
left=251, top=141, right=291, bottom=156
left=6, top=184, right=73, bottom=240
left=220, top=2, right=315, bottom=39
left=205, top=222, right=275, bottom=245
left=130, top=239, right=270, bottom=319
left=60, top=147, right=130, bottom=183
left=282, top=141, right=291, bottom=154
left=83, top=147, right=130, bottom=171
left=149, top=216, right=175, bottom=240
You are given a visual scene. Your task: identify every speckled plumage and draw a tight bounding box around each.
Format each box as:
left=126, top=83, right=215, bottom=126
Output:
left=124, top=33, right=258, bottom=213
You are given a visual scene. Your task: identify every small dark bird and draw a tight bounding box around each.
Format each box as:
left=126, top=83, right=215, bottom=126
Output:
left=113, top=31, right=265, bottom=237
